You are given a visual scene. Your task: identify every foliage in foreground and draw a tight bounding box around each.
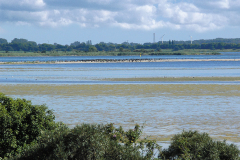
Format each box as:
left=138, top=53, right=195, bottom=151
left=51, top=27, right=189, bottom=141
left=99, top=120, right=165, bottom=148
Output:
left=0, top=93, right=58, bottom=158
left=12, top=123, right=161, bottom=160
left=159, top=130, right=240, bottom=160
left=1, top=93, right=240, bottom=160
left=0, top=93, right=160, bottom=159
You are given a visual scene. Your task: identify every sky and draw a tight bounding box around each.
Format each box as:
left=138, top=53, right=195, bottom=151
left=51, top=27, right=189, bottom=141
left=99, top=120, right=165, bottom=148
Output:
left=0, top=0, right=240, bottom=45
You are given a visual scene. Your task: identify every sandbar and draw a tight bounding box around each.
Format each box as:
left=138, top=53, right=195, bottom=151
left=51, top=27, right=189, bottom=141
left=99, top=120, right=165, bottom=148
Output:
left=105, top=77, right=240, bottom=82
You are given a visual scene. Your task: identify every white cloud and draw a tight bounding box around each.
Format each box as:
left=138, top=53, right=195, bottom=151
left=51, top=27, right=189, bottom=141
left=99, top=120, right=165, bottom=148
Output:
left=205, top=0, right=230, bottom=9
left=157, top=1, right=229, bottom=32
left=0, top=0, right=239, bottom=32
left=21, top=0, right=45, bottom=8
left=0, top=0, right=45, bottom=10
left=113, top=21, right=168, bottom=30
left=230, top=0, right=240, bottom=8
left=87, top=0, right=113, bottom=5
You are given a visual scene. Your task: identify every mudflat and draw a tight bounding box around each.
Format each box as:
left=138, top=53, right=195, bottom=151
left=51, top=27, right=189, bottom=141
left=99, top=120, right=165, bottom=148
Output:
left=1, top=83, right=240, bottom=144
left=105, top=77, right=240, bottom=82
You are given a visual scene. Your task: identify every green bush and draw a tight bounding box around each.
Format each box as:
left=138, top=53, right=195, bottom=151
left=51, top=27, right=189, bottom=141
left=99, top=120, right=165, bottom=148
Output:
left=159, top=130, right=240, bottom=160
left=2, top=94, right=239, bottom=159
left=13, top=123, right=161, bottom=160
left=0, top=93, right=58, bottom=158
left=0, top=94, right=161, bottom=159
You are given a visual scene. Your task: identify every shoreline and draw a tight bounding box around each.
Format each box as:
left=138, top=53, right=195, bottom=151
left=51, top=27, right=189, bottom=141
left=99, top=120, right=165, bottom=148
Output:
left=105, top=76, right=240, bottom=82
left=0, top=58, right=240, bottom=65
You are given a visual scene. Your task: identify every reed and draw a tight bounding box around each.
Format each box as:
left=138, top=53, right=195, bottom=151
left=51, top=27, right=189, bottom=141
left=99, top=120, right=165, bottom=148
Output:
left=0, top=49, right=229, bottom=57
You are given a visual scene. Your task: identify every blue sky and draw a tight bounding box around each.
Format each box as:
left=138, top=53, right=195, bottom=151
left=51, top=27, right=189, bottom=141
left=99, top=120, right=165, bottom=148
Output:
left=0, top=0, right=240, bottom=45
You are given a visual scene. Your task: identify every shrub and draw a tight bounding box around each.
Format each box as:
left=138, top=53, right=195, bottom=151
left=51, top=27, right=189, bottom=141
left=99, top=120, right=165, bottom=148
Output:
left=5, top=93, right=238, bottom=160
left=159, top=130, right=240, bottom=160
left=0, top=93, right=58, bottom=158
left=1, top=94, right=161, bottom=159
left=14, top=123, right=161, bottom=160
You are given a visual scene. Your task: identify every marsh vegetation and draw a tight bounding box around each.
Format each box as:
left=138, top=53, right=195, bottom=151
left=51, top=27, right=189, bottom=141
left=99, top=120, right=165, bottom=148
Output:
left=0, top=49, right=224, bottom=57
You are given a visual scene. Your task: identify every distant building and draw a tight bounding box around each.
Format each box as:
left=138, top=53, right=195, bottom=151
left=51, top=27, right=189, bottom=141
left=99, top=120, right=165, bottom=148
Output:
left=86, top=40, right=92, bottom=45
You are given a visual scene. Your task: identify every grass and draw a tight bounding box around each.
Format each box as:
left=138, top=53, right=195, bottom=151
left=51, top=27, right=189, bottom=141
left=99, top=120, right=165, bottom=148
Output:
left=0, top=48, right=238, bottom=57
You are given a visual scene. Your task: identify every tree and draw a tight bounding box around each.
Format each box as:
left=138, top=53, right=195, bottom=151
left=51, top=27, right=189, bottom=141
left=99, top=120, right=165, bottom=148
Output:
left=0, top=93, right=58, bottom=158
left=0, top=38, right=8, bottom=44
left=119, top=47, right=124, bottom=52
left=88, top=46, right=98, bottom=52
left=13, top=123, right=160, bottom=160
left=173, top=46, right=180, bottom=51
left=159, top=130, right=240, bottom=160
left=95, top=43, right=105, bottom=51
left=5, top=46, right=14, bottom=51
left=75, top=42, right=87, bottom=51
left=108, top=44, right=116, bottom=51
left=70, top=41, right=81, bottom=47
left=11, top=38, right=28, bottom=44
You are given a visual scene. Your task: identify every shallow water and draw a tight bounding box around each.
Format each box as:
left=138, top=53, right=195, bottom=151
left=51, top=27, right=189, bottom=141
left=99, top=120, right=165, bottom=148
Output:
left=0, top=58, right=240, bottom=147
left=0, top=61, right=240, bottom=83
left=1, top=84, right=240, bottom=146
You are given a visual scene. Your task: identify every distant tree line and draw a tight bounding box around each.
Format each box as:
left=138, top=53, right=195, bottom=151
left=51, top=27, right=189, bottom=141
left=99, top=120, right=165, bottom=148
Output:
left=1, top=38, right=240, bottom=53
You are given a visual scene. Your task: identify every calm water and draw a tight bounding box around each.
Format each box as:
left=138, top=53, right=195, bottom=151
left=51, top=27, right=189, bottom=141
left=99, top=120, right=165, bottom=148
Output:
left=0, top=60, right=240, bottom=83
left=0, top=55, right=240, bottom=147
